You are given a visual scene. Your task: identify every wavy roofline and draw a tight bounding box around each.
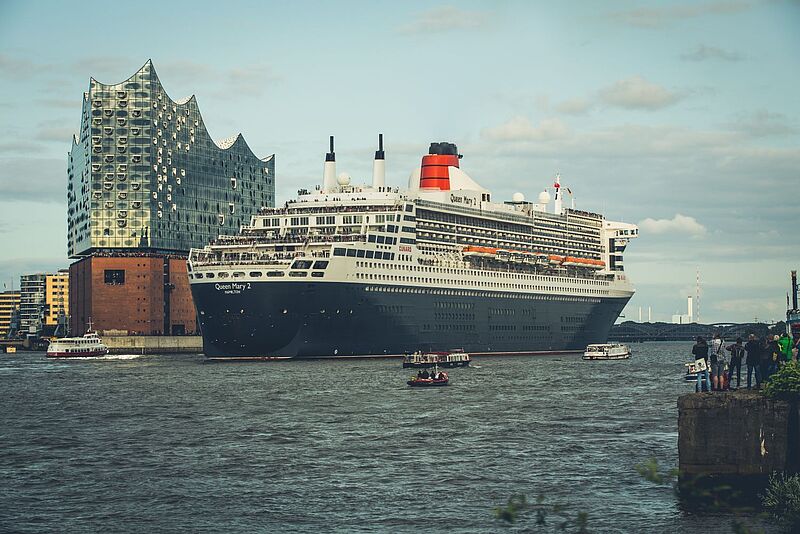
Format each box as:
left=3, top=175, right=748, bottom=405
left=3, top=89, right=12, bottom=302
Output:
left=87, top=59, right=271, bottom=159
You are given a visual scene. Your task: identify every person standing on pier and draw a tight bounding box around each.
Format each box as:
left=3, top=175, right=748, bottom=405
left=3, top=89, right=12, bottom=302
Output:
left=710, top=333, right=725, bottom=390
left=726, top=337, right=745, bottom=390
left=778, top=333, right=793, bottom=365
left=744, top=334, right=761, bottom=389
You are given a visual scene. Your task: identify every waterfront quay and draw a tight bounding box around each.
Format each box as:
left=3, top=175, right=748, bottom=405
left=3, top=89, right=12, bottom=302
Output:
left=610, top=321, right=778, bottom=343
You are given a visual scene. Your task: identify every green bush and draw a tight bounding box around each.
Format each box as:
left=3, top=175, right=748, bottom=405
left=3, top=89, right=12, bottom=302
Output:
left=763, top=361, right=800, bottom=399
left=761, top=472, right=800, bottom=529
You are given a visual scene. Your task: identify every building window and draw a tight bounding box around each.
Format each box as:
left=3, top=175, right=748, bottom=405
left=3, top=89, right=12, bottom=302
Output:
left=104, top=270, right=125, bottom=285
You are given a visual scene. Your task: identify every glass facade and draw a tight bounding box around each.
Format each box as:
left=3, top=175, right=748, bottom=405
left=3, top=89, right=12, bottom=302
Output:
left=19, top=274, right=46, bottom=333
left=67, top=60, right=275, bottom=257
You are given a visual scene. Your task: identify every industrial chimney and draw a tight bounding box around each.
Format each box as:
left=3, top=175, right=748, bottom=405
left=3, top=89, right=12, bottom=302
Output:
left=323, top=136, right=336, bottom=192
left=372, top=134, right=385, bottom=190
left=792, top=270, right=798, bottom=311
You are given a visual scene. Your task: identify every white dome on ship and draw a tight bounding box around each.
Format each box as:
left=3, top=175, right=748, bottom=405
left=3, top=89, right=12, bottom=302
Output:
left=337, top=172, right=351, bottom=186
left=512, top=192, right=525, bottom=203
left=538, top=190, right=551, bottom=204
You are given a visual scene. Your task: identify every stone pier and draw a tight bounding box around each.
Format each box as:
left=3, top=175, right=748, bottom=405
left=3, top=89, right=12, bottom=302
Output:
left=678, top=389, right=799, bottom=488
left=103, top=335, right=203, bottom=355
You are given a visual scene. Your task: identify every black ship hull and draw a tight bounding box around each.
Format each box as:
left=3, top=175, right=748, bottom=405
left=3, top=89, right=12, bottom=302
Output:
left=191, top=281, right=631, bottom=358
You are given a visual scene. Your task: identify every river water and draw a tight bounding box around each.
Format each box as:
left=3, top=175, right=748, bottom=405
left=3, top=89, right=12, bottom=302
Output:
left=0, top=343, right=775, bottom=533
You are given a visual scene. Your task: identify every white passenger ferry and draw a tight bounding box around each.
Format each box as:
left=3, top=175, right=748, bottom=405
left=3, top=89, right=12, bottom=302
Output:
left=46, top=321, right=109, bottom=358
left=188, top=136, right=639, bottom=358
left=583, top=343, right=631, bottom=360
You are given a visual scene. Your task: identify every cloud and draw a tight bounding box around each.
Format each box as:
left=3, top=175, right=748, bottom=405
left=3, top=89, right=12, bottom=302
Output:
left=74, top=56, right=137, bottom=82
left=728, top=110, right=797, bottom=138
left=555, top=98, right=592, bottom=115
left=598, top=76, right=682, bottom=110
left=638, top=214, right=707, bottom=236
left=36, top=98, right=81, bottom=110
left=480, top=116, right=570, bottom=142
left=0, top=257, right=71, bottom=290
left=681, top=44, right=743, bottom=62
left=0, top=53, right=51, bottom=78
left=609, top=1, right=753, bottom=28
left=226, top=65, right=280, bottom=97
left=33, top=119, right=77, bottom=143
left=0, top=157, right=67, bottom=203
left=0, top=141, right=44, bottom=154
left=398, top=5, right=491, bottom=35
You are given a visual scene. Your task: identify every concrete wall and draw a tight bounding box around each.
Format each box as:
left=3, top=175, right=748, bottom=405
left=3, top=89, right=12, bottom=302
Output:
left=678, top=390, right=797, bottom=477
left=104, top=335, right=203, bottom=354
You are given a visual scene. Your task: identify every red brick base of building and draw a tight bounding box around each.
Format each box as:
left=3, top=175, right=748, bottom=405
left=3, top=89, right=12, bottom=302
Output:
left=69, top=255, right=196, bottom=336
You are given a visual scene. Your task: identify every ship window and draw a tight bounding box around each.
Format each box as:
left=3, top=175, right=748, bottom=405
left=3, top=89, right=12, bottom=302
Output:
left=346, top=249, right=357, bottom=257
left=104, top=269, right=125, bottom=285
left=368, top=235, right=376, bottom=243
left=291, top=260, right=312, bottom=269
left=289, top=271, right=308, bottom=277
left=217, top=272, right=230, bottom=279
left=232, top=272, right=245, bottom=278
left=249, top=271, right=262, bottom=277
left=356, top=250, right=365, bottom=258
left=266, top=271, right=284, bottom=277
left=311, top=272, right=324, bottom=278
left=365, top=251, right=374, bottom=259
left=312, top=260, right=329, bottom=269
left=205, top=272, right=215, bottom=279
left=333, top=248, right=346, bottom=257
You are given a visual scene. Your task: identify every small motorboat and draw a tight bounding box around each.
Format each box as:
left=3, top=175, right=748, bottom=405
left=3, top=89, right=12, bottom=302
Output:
left=583, top=343, right=631, bottom=360
left=407, top=367, right=449, bottom=387
left=685, top=359, right=708, bottom=382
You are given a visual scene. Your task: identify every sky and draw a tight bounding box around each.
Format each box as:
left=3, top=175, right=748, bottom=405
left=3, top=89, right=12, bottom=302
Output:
left=0, top=0, right=798, bottom=324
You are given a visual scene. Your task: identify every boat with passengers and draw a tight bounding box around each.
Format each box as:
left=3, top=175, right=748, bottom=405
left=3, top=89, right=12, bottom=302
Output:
left=46, top=320, right=109, bottom=358
left=582, top=343, right=631, bottom=360
left=402, top=349, right=470, bottom=368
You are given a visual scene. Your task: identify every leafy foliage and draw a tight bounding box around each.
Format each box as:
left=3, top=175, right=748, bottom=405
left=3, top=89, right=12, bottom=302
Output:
left=493, top=494, right=588, bottom=532
left=761, top=473, right=800, bottom=529
left=635, top=458, right=679, bottom=486
left=763, top=361, right=800, bottom=400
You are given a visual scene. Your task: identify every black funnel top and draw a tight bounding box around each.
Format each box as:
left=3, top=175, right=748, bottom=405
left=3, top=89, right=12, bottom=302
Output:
left=375, top=133, right=385, bottom=160
left=326, top=135, right=335, bottom=162
left=428, top=142, right=460, bottom=157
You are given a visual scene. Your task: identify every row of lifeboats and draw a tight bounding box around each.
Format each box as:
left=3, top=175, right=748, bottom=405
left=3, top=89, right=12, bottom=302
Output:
left=462, top=246, right=605, bottom=269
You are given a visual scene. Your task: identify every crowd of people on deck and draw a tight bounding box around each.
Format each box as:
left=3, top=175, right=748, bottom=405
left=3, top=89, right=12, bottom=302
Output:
left=416, top=369, right=447, bottom=381
left=691, top=332, right=800, bottom=392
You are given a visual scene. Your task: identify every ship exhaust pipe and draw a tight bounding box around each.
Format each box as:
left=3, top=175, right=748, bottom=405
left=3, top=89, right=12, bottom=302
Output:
left=419, top=141, right=460, bottom=191
left=372, top=133, right=385, bottom=190
left=323, top=135, right=336, bottom=192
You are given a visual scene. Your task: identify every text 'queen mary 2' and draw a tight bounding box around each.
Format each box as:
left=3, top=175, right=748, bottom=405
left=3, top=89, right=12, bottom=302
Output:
left=188, top=136, right=639, bottom=358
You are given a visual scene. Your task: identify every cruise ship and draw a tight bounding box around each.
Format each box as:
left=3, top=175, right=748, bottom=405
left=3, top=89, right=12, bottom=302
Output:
left=188, top=136, right=638, bottom=358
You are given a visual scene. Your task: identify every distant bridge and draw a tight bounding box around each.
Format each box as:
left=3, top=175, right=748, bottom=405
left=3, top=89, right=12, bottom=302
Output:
left=608, top=321, right=774, bottom=342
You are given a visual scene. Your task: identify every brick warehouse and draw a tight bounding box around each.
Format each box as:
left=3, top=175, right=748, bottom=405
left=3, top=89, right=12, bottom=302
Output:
left=69, top=255, right=195, bottom=335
